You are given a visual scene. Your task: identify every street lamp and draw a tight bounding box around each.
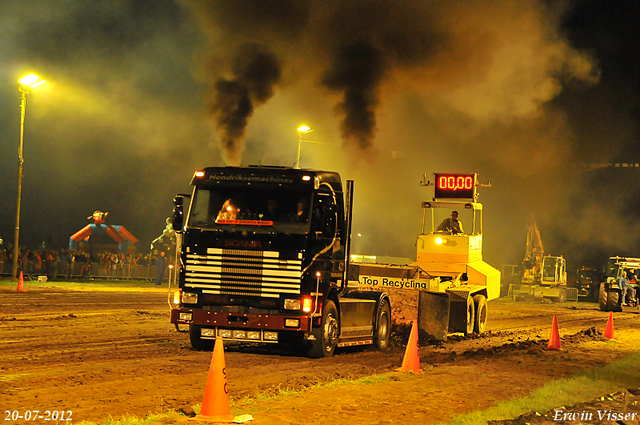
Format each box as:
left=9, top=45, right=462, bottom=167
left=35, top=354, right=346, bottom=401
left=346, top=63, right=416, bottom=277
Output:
left=12, top=74, right=46, bottom=280
left=295, top=125, right=334, bottom=169
left=296, top=125, right=313, bottom=169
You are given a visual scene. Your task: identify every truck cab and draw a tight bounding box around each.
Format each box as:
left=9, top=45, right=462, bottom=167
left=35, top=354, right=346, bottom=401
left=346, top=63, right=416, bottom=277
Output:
left=170, top=166, right=391, bottom=357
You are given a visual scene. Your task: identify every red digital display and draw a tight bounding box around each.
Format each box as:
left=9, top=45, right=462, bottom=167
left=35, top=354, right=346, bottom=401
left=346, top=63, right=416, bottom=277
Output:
left=434, top=173, right=476, bottom=199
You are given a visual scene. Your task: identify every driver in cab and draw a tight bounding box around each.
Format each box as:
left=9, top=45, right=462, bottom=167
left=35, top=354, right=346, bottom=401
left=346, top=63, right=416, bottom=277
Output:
left=216, top=199, right=239, bottom=222
left=436, top=210, right=464, bottom=235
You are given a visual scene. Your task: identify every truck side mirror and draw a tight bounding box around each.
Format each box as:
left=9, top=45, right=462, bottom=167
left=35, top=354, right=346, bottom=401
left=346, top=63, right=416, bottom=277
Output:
left=172, top=195, right=184, bottom=231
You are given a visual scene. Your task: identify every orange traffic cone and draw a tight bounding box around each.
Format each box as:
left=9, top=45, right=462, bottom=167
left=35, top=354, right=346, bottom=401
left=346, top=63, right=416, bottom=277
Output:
left=16, top=271, right=25, bottom=292
left=190, top=338, right=234, bottom=423
left=395, top=321, right=421, bottom=373
left=547, top=314, right=562, bottom=350
left=604, top=312, right=615, bottom=339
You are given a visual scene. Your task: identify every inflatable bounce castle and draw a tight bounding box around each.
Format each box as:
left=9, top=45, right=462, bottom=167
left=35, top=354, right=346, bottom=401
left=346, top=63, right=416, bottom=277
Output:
left=69, top=211, right=138, bottom=253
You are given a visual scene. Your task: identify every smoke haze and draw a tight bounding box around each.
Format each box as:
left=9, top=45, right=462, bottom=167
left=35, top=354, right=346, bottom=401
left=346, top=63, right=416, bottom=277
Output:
left=0, top=0, right=638, bottom=272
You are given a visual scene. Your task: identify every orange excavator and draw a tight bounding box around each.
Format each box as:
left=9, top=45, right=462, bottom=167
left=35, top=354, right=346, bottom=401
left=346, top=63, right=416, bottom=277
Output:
left=511, top=217, right=568, bottom=302
left=522, top=219, right=545, bottom=285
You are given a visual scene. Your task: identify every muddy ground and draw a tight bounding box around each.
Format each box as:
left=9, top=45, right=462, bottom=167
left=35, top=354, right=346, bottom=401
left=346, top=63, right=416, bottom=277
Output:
left=1, top=283, right=639, bottom=424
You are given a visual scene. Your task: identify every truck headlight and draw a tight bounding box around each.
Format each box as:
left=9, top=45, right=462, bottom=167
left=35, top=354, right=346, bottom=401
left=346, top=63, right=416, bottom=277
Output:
left=182, top=292, right=198, bottom=304
left=179, top=312, right=193, bottom=322
left=285, top=319, right=300, bottom=328
left=284, top=299, right=301, bottom=310
left=264, top=331, right=278, bottom=341
left=201, top=328, right=215, bottom=337
left=232, top=330, right=247, bottom=339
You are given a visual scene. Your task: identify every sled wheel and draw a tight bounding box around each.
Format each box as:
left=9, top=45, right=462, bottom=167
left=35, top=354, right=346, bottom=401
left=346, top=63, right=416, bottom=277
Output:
left=465, top=296, right=476, bottom=335
left=473, top=294, right=487, bottom=334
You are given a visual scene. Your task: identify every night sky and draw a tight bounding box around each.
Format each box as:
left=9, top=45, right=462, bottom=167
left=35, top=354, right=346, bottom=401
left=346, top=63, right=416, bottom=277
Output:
left=0, top=0, right=638, bottom=271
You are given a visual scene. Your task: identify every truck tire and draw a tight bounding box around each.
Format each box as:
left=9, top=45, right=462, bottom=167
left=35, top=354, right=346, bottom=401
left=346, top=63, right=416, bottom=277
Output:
left=473, top=294, right=487, bottom=334
left=308, top=300, right=339, bottom=358
left=373, top=298, right=391, bottom=350
left=189, top=325, right=215, bottom=351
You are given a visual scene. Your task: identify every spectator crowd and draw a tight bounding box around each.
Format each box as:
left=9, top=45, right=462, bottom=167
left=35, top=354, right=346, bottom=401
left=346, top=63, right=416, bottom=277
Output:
left=0, top=242, right=174, bottom=281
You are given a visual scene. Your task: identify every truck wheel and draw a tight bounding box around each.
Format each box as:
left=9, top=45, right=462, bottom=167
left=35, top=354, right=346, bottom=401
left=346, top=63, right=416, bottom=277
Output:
left=308, top=300, right=339, bottom=358
left=473, top=294, right=487, bottom=334
left=189, top=325, right=214, bottom=351
left=465, top=296, right=475, bottom=336
left=373, top=298, right=391, bottom=350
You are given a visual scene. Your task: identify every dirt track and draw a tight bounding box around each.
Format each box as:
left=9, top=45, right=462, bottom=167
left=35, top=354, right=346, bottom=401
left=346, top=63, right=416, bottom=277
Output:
left=1, top=283, right=639, bottom=424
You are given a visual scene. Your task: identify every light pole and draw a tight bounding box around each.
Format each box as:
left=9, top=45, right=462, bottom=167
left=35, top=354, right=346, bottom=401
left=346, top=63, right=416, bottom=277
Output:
left=12, top=74, right=46, bottom=280
left=296, top=125, right=333, bottom=169
left=296, top=125, right=313, bottom=169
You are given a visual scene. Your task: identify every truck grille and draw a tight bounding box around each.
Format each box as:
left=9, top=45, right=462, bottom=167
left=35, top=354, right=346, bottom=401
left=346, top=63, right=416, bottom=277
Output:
left=184, top=248, right=302, bottom=298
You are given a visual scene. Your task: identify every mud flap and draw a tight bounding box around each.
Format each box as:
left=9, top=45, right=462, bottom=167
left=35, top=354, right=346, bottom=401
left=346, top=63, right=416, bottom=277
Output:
left=418, top=291, right=450, bottom=342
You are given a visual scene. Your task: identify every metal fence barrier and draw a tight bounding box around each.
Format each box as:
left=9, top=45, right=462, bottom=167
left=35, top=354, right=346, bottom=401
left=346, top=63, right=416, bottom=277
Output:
left=565, top=287, right=579, bottom=302
left=1, top=260, right=168, bottom=281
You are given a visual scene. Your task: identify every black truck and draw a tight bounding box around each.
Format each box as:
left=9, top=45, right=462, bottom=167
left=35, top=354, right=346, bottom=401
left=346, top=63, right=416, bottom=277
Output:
left=169, top=166, right=391, bottom=357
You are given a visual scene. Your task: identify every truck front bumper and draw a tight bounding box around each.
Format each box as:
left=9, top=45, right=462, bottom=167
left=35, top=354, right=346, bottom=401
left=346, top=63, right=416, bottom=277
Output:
left=171, top=308, right=312, bottom=334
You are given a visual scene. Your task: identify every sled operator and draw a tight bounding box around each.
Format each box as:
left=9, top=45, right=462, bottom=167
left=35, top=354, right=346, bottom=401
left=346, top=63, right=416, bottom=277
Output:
left=436, top=210, right=464, bottom=235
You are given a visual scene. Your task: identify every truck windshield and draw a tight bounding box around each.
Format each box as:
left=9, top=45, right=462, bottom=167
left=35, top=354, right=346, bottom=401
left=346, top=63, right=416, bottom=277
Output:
left=188, top=186, right=313, bottom=234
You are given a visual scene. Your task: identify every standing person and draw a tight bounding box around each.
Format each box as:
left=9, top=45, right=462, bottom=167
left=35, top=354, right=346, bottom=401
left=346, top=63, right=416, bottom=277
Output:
left=22, top=249, right=31, bottom=277
left=436, top=211, right=464, bottom=234
left=0, top=246, right=5, bottom=274
left=620, top=270, right=636, bottom=306
left=626, top=268, right=637, bottom=283
left=34, top=251, right=42, bottom=275
left=155, top=251, right=166, bottom=286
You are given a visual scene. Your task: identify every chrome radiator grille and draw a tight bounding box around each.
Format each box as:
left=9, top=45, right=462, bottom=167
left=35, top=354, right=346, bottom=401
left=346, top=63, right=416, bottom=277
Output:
left=184, top=248, right=302, bottom=298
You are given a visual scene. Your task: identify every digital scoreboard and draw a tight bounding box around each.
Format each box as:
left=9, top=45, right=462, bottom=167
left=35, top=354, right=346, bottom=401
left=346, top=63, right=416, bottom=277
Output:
left=433, top=173, right=476, bottom=200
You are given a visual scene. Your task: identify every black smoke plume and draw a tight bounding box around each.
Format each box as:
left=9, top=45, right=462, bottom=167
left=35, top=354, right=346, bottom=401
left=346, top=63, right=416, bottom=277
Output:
left=208, top=43, right=282, bottom=165
left=322, top=40, right=386, bottom=153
